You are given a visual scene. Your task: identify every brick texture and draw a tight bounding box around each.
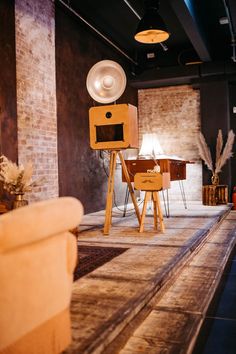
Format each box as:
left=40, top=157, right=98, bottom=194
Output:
left=15, top=0, right=58, bottom=202
left=138, top=86, right=202, bottom=201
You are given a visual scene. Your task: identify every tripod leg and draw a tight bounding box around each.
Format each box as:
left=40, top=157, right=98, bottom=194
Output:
left=104, top=151, right=117, bottom=235
left=118, top=152, right=141, bottom=224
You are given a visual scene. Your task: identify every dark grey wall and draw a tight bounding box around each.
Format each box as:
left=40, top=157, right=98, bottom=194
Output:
left=0, top=0, right=18, bottom=207
left=229, top=82, right=236, bottom=195
left=0, top=0, right=17, bottom=160
left=55, top=4, right=138, bottom=213
left=200, top=79, right=232, bottom=194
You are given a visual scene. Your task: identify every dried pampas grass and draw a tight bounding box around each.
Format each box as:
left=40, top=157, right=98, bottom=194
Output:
left=0, top=155, right=45, bottom=194
left=197, top=132, right=213, bottom=172
left=215, top=130, right=235, bottom=173
left=215, top=129, right=223, bottom=165
left=197, top=129, right=235, bottom=175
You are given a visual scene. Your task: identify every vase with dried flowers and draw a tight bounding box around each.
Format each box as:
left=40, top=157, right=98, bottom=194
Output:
left=0, top=155, right=44, bottom=209
left=197, top=129, right=235, bottom=185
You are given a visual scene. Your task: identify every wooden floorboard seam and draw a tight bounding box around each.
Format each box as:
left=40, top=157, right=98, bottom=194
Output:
left=118, top=213, right=236, bottom=354
left=65, top=204, right=234, bottom=354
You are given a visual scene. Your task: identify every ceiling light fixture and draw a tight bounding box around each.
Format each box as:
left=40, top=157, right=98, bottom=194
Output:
left=139, top=133, right=164, bottom=159
left=134, top=0, right=169, bottom=44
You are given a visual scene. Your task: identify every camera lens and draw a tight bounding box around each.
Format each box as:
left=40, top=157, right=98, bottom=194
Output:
left=105, top=111, right=112, bottom=119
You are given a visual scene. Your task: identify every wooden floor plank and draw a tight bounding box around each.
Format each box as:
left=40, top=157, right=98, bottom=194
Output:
left=65, top=203, right=234, bottom=354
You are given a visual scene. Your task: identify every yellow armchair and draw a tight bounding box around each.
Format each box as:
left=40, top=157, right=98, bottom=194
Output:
left=0, top=197, right=83, bottom=354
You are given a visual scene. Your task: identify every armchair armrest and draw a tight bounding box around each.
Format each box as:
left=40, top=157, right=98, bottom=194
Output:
left=0, top=197, right=83, bottom=253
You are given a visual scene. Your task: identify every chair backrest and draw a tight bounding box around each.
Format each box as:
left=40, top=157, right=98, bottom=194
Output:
left=0, top=197, right=83, bottom=354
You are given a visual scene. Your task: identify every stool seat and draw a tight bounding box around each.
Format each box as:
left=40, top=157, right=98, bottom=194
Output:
left=134, top=173, right=165, bottom=233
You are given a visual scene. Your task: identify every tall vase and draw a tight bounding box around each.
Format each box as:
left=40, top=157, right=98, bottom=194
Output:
left=211, top=173, right=219, bottom=186
left=13, top=193, right=28, bottom=209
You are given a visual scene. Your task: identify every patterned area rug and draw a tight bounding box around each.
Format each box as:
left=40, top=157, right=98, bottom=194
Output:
left=74, top=245, right=128, bottom=281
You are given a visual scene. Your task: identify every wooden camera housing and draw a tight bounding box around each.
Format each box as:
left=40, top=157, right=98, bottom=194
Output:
left=89, top=103, right=138, bottom=150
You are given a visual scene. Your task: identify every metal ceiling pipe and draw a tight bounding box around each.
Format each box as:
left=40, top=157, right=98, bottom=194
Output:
left=123, top=0, right=141, bottom=19
left=222, top=0, right=236, bottom=62
left=57, top=0, right=138, bottom=65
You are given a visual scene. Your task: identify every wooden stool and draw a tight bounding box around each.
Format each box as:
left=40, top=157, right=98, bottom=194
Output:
left=134, top=172, right=165, bottom=233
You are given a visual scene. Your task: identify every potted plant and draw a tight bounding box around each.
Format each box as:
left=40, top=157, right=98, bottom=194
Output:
left=197, top=129, right=235, bottom=185
left=0, top=155, right=44, bottom=208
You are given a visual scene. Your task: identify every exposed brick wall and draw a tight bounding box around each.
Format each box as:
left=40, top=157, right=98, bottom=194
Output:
left=138, top=85, right=202, bottom=201
left=15, top=0, right=58, bottom=202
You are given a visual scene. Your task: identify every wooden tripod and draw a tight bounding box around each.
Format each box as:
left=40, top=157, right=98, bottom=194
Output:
left=104, top=150, right=141, bottom=235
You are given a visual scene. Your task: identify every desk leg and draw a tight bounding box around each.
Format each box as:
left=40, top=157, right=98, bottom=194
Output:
left=123, top=184, right=129, bottom=217
left=179, top=180, right=187, bottom=209
left=162, top=189, right=170, bottom=218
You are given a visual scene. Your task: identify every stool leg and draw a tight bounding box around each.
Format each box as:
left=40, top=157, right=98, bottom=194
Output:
left=154, top=191, right=165, bottom=233
left=152, top=192, right=158, bottom=230
left=140, top=192, right=150, bottom=232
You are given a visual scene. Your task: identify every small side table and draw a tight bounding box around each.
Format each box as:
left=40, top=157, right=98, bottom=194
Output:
left=202, top=185, right=228, bottom=206
left=134, top=172, right=165, bottom=233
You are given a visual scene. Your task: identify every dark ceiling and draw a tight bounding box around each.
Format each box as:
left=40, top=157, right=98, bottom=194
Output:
left=57, top=0, right=236, bottom=85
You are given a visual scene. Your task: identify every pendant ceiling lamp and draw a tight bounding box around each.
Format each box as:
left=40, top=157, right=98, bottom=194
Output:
left=134, top=0, right=169, bottom=44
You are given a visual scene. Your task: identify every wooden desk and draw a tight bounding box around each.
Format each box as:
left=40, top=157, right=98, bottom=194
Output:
left=122, top=158, right=192, bottom=217
left=122, top=158, right=189, bottom=182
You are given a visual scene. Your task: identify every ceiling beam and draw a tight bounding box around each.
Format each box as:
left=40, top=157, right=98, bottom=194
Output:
left=169, top=0, right=211, bottom=62
left=130, top=65, right=199, bottom=88
left=130, top=61, right=236, bottom=89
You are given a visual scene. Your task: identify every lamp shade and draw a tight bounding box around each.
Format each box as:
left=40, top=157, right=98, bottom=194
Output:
left=134, top=8, right=169, bottom=44
left=139, top=133, right=164, bottom=158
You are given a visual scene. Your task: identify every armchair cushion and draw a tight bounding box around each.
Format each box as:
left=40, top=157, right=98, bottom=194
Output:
left=0, top=197, right=83, bottom=354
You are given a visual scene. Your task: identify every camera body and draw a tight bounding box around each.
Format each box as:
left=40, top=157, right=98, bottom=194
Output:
left=89, top=103, right=138, bottom=150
